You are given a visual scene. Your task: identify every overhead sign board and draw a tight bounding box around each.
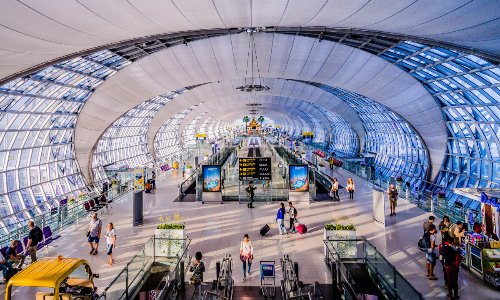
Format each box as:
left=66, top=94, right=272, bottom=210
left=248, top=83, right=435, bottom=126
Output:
left=196, top=134, right=207, bottom=138
left=239, top=157, right=272, bottom=181
left=227, top=127, right=232, bottom=129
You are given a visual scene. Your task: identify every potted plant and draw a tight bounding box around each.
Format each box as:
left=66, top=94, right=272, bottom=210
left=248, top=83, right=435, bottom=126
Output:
left=155, top=213, right=186, bottom=257
left=324, top=216, right=356, bottom=256
left=68, top=196, right=76, bottom=205
left=436, top=190, right=446, bottom=199
left=360, top=162, right=367, bottom=168
left=77, top=193, right=86, bottom=202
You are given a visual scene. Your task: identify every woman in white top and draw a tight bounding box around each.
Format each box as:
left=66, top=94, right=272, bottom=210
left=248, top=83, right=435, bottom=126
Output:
left=330, top=178, right=339, bottom=201
left=346, top=178, right=355, bottom=202
left=105, top=222, right=116, bottom=265
left=240, top=234, right=253, bottom=280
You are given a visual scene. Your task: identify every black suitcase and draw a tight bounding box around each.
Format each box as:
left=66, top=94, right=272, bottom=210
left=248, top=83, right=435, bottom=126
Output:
left=5, top=268, right=18, bottom=281
left=260, top=224, right=271, bottom=236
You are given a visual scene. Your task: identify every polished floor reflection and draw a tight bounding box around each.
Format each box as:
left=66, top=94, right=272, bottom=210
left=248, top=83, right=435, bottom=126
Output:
left=1, top=152, right=499, bottom=299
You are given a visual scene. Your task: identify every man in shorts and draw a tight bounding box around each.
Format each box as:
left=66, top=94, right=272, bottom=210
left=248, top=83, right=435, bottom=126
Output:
left=424, top=224, right=438, bottom=280
left=387, top=184, right=398, bottom=216
left=88, top=213, right=102, bottom=255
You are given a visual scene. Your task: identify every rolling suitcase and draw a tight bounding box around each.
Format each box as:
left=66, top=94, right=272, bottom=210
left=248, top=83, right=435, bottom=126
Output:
left=260, top=223, right=273, bottom=236
left=296, top=224, right=307, bottom=234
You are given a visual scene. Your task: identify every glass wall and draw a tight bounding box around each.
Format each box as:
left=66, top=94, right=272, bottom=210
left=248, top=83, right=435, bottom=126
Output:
left=0, top=50, right=130, bottom=232
left=379, top=41, right=500, bottom=202
left=318, top=85, right=429, bottom=184
left=154, top=108, right=195, bottom=161
left=91, top=90, right=186, bottom=184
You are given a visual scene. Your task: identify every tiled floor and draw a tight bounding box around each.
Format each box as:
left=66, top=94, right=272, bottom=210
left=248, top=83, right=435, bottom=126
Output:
left=2, top=141, right=500, bottom=299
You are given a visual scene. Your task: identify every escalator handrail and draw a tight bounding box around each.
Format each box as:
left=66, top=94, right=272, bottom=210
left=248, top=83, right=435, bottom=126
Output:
left=341, top=281, right=358, bottom=300
left=287, top=293, right=313, bottom=300
left=203, top=290, right=229, bottom=300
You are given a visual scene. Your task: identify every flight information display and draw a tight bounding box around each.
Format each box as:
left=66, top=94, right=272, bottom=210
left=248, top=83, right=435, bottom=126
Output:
left=239, top=157, right=272, bottom=181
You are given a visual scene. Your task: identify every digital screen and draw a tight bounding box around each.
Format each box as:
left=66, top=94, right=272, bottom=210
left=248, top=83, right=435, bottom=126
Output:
left=289, top=165, right=308, bottom=192
left=203, top=165, right=221, bottom=192
left=239, top=157, right=272, bottom=181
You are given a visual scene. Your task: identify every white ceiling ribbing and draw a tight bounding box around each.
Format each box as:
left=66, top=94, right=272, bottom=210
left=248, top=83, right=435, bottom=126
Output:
left=2, top=1, right=500, bottom=83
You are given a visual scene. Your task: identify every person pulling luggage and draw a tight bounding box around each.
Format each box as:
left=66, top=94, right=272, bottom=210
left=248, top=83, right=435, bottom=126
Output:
left=287, top=202, right=298, bottom=233
left=276, top=203, right=286, bottom=235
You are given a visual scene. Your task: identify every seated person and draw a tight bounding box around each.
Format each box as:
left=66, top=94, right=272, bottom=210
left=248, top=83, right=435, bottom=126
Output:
left=6, top=240, right=26, bottom=269
left=145, top=181, right=152, bottom=193
left=97, top=192, right=108, bottom=209
left=0, top=251, right=14, bottom=283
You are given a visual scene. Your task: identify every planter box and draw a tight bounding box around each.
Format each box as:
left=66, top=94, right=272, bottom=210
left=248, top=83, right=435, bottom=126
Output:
left=154, top=228, right=186, bottom=257
left=324, top=229, right=357, bottom=257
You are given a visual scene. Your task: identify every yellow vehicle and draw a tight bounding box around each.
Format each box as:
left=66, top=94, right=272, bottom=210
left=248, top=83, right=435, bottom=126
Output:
left=5, top=257, right=99, bottom=300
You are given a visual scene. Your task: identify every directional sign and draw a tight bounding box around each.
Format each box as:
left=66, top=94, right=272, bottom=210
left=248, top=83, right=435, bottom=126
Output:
left=239, top=157, right=272, bottom=181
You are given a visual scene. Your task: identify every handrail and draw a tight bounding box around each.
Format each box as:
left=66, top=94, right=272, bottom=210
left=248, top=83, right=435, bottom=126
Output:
left=324, top=237, right=425, bottom=300
left=203, top=291, right=229, bottom=300
left=341, top=282, right=358, bottom=300
left=287, top=293, right=313, bottom=300
left=155, top=237, right=191, bottom=300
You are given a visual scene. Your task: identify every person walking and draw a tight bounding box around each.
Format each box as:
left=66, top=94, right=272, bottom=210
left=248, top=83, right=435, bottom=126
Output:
left=288, top=202, right=298, bottom=233
left=240, top=234, right=253, bottom=281
left=276, top=203, right=286, bottom=235
left=346, top=178, right=355, bottom=202
left=105, top=222, right=116, bottom=265
left=245, top=181, right=257, bottom=208
left=423, top=224, right=438, bottom=280
left=0, top=251, right=13, bottom=283
left=182, top=163, right=186, bottom=177
left=387, top=184, right=398, bottom=216
left=331, top=178, right=339, bottom=201
left=442, top=236, right=461, bottom=299
left=26, top=221, right=43, bottom=262
left=329, top=157, right=334, bottom=170
left=87, top=213, right=102, bottom=255
left=6, top=240, right=26, bottom=269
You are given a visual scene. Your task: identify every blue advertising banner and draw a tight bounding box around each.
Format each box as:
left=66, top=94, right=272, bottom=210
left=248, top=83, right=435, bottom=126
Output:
left=289, top=164, right=308, bottom=192
left=203, top=165, right=221, bottom=192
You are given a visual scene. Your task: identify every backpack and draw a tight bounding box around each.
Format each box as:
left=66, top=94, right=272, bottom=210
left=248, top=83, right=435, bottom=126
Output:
left=422, top=231, right=431, bottom=249
left=36, top=227, right=44, bottom=243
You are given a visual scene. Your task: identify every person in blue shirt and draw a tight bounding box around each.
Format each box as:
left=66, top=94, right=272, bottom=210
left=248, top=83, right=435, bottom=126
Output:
left=276, top=203, right=286, bottom=235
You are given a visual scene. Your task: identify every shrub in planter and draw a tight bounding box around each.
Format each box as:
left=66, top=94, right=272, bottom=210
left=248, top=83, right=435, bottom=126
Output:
left=319, top=163, right=325, bottom=167
left=395, top=176, right=404, bottom=183
left=324, top=216, right=357, bottom=257
left=155, top=214, right=186, bottom=256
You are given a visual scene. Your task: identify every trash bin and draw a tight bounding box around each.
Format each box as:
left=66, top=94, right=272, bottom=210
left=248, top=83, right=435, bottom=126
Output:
left=133, top=190, right=143, bottom=226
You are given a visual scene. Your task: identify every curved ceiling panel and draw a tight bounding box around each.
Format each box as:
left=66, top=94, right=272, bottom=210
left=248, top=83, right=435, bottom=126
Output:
left=75, top=33, right=443, bottom=182
left=2, top=0, right=500, bottom=83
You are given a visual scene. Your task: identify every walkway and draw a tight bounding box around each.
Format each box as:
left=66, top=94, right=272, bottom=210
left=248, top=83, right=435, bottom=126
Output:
left=1, top=140, right=499, bottom=299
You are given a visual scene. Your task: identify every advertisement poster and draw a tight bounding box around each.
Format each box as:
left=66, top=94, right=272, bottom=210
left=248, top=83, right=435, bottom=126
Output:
left=203, top=165, right=221, bottom=192
left=289, top=165, right=309, bottom=192
left=134, top=169, right=144, bottom=190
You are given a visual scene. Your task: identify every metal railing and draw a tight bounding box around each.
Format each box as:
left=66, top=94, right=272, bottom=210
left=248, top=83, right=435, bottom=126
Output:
left=0, top=179, right=136, bottom=248
left=96, top=237, right=190, bottom=300
left=302, top=143, right=482, bottom=224
left=324, top=237, right=424, bottom=300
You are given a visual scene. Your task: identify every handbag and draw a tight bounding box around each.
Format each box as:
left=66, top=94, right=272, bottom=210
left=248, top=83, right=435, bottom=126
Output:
left=329, top=190, right=334, bottom=198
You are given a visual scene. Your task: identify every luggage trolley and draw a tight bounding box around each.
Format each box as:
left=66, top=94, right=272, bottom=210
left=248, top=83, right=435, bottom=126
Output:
left=259, top=261, right=276, bottom=299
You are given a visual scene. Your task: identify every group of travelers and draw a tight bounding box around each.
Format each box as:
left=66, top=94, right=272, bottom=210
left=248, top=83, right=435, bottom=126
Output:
left=275, top=202, right=298, bottom=235
left=329, top=177, right=355, bottom=202
left=421, top=215, right=465, bottom=299
left=0, top=221, right=44, bottom=282
left=87, top=213, right=117, bottom=265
